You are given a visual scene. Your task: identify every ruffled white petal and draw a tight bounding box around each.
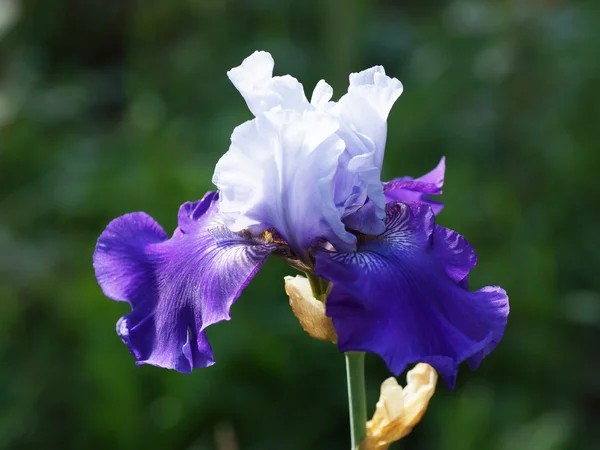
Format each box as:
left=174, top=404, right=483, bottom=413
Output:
left=220, top=52, right=405, bottom=250
left=227, top=51, right=309, bottom=116
left=333, top=66, right=404, bottom=169
left=348, top=66, right=404, bottom=121
left=213, top=108, right=356, bottom=257
left=310, top=79, right=334, bottom=107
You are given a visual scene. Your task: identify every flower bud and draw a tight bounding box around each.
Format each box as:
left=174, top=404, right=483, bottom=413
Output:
left=284, top=275, right=337, bottom=343
left=363, top=363, right=437, bottom=449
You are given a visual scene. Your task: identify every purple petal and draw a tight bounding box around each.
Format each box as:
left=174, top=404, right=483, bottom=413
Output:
left=315, top=201, right=508, bottom=388
left=175, top=191, right=219, bottom=235
left=93, top=192, right=278, bottom=373
left=383, top=157, right=445, bottom=214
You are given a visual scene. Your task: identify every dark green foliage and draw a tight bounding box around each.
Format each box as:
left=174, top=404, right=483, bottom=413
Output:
left=1, top=1, right=599, bottom=449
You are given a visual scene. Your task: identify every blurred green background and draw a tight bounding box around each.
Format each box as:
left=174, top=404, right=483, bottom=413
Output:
left=1, top=0, right=599, bottom=449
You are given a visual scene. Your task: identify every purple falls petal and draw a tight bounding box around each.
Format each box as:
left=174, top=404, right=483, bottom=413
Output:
left=93, top=192, right=278, bottom=373
left=315, top=201, right=508, bottom=388
left=383, top=157, right=445, bottom=214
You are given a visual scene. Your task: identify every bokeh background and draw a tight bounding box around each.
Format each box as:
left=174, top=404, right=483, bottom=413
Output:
left=1, top=0, right=599, bottom=449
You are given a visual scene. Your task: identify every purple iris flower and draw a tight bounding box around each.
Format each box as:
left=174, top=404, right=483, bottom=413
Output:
left=93, top=51, right=508, bottom=387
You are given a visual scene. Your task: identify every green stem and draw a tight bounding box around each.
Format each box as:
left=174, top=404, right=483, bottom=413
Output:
left=305, top=273, right=367, bottom=449
left=306, top=273, right=328, bottom=302
left=345, top=352, right=367, bottom=450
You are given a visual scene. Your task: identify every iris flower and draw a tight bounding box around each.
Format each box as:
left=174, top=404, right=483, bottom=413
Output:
left=93, top=51, right=509, bottom=387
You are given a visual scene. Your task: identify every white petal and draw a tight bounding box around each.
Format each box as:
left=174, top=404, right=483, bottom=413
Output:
left=348, top=66, right=404, bottom=121
left=227, top=51, right=274, bottom=98
left=327, top=67, right=401, bottom=177
left=310, top=67, right=403, bottom=237
left=213, top=108, right=356, bottom=257
left=227, top=51, right=309, bottom=116
left=310, top=79, right=334, bottom=107
left=220, top=54, right=405, bottom=248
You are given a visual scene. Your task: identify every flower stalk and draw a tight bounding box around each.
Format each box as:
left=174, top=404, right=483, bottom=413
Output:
left=346, top=351, right=367, bottom=449
left=307, top=273, right=329, bottom=302
left=306, top=273, right=367, bottom=450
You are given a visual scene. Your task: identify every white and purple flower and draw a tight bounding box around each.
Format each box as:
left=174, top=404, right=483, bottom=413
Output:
left=93, top=51, right=509, bottom=387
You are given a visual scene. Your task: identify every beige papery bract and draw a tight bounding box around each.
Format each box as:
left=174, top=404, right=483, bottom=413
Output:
left=363, top=363, right=438, bottom=449
left=284, top=275, right=337, bottom=343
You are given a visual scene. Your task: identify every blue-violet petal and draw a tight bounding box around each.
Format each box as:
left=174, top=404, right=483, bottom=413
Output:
left=315, top=201, right=508, bottom=387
